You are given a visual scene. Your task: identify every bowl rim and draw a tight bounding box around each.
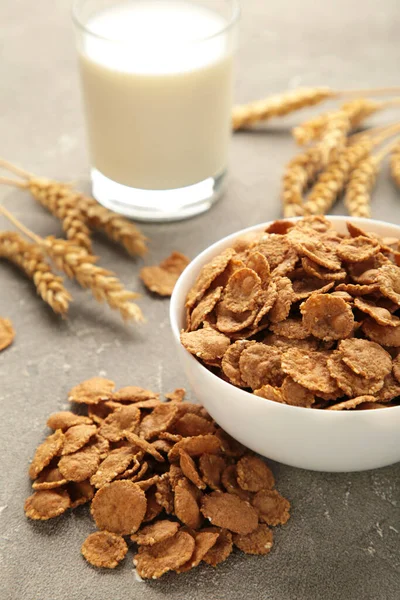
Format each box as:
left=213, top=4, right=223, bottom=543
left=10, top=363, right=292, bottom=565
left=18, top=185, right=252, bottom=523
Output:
left=170, top=215, right=400, bottom=417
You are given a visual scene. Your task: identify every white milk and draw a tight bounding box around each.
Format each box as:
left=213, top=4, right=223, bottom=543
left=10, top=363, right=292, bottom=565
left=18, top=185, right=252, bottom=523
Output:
left=78, top=1, right=234, bottom=190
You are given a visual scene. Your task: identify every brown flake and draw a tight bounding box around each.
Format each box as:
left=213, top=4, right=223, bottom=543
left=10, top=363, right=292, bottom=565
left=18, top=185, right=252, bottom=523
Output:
left=189, top=286, right=223, bottom=331
left=165, top=388, right=186, bottom=403
left=90, top=447, right=134, bottom=488
left=326, top=395, right=378, bottom=410
left=256, top=235, right=295, bottom=272
left=124, top=431, right=165, bottom=462
left=252, top=489, right=291, bottom=526
left=177, top=530, right=219, bottom=572
left=301, top=294, right=354, bottom=341
left=199, top=454, right=227, bottom=491
left=281, top=348, right=338, bottom=394
left=239, top=343, right=283, bottom=390
left=180, top=328, right=230, bottom=361
left=327, top=351, right=384, bottom=396
left=32, top=466, right=67, bottom=490
left=68, top=377, right=115, bottom=405
left=58, top=445, right=101, bottom=482
left=143, top=487, right=163, bottom=521
left=131, top=520, right=180, bottom=546
left=201, top=492, right=258, bottom=534
left=377, top=264, right=400, bottom=304
left=174, top=478, right=203, bottom=529
left=24, top=488, right=70, bottom=520
left=88, top=403, right=113, bottom=424
left=253, top=281, right=278, bottom=325
left=281, top=377, right=315, bottom=407
left=354, top=297, right=400, bottom=327
left=0, top=317, right=14, bottom=351
left=134, top=530, right=196, bottom=579
left=236, top=455, right=275, bottom=492
left=270, top=318, right=310, bottom=340
left=139, top=403, right=178, bottom=440
left=99, top=405, right=141, bottom=442
left=185, top=248, right=237, bottom=310
left=268, top=277, right=293, bottom=323
left=61, top=424, right=97, bottom=455
left=180, top=451, right=206, bottom=489
left=254, top=385, right=285, bottom=404
left=223, top=268, right=262, bottom=312
left=215, top=429, right=246, bottom=458
left=301, top=257, right=347, bottom=281
left=221, top=465, right=251, bottom=501
left=362, top=318, right=400, bottom=347
left=174, top=413, right=215, bottom=437
left=233, top=524, right=274, bottom=555
left=140, top=251, right=190, bottom=296
left=88, top=434, right=110, bottom=458
left=376, top=373, right=400, bottom=401
left=67, top=480, right=95, bottom=508
left=202, top=528, right=233, bottom=566
left=155, top=477, right=174, bottom=514
left=112, top=386, right=159, bottom=403
left=168, top=435, right=221, bottom=462
left=339, top=338, right=392, bottom=379
left=393, top=354, right=400, bottom=383
left=91, top=480, right=147, bottom=535
left=29, top=429, right=65, bottom=480
left=221, top=340, right=256, bottom=387
left=337, top=236, right=380, bottom=262
left=246, top=251, right=271, bottom=286
left=215, top=302, right=257, bottom=334
left=46, top=412, right=93, bottom=430
left=81, top=531, right=128, bottom=568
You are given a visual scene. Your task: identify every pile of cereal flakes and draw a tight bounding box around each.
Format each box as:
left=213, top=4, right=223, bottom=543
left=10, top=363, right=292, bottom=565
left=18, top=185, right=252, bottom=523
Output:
left=181, top=216, right=400, bottom=411
left=24, top=377, right=290, bottom=578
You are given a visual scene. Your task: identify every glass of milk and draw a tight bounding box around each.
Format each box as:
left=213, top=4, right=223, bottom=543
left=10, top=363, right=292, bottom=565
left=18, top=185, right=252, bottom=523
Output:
left=72, top=0, right=239, bottom=222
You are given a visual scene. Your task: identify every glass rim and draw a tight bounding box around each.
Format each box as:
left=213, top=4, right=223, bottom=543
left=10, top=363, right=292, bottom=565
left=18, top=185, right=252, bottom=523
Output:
left=71, top=0, right=240, bottom=45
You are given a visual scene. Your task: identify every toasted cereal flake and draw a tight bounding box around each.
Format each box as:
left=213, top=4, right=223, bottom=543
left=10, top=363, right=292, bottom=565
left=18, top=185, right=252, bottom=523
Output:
left=143, top=487, right=163, bottom=521
left=377, top=264, right=400, bottom=304
left=152, top=439, right=173, bottom=454
left=256, top=235, right=294, bottom=272
left=252, top=489, right=291, bottom=526
left=201, top=492, right=258, bottom=534
left=202, top=528, right=233, bottom=566
left=215, top=302, right=257, bottom=334
left=233, top=524, right=274, bottom=555
left=223, top=268, right=262, bottom=312
left=67, top=480, right=95, bottom=508
left=254, top=385, right=285, bottom=404
left=330, top=291, right=353, bottom=301
left=354, top=297, right=400, bottom=327
left=189, top=286, right=223, bottom=331
left=301, top=257, right=347, bottom=281
left=291, top=276, right=335, bottom=300
left=376, top=373, right=400, bottom=401
left=174, top=478, right=203, bottom=529
left=134, top=530, right=195, bottom=579
left=174, top=413, right=215, bottom=437
left=326, top=395, right=377, bottom=410
left=336, top=283, right=380, bottom=296
left=265, top=220, right=295, bottom=235
left=199, top=454, right=227, bottom=491
left=362, top=318, right=400, bottom=347
left=221, top=465, right=251, bottom=501
left=24, top=488, right=70, bottom=520
left=237, top=455, right=275, bottom=492
left=159, top=432, right=183, bottom=443
left=68, top=377, right=115, bottom=405
left=168, top=465, right=184, bottom=488
left=270, top=318, right=310, bottom=340
left=393, top=355, right=400, bottom=383
left=179, top=450, right=206, bottom=489
left=253, top=281, right=278, bottom=326
left=81, top=531, right=128, bottom=568
left=91, top=480, right=146, bottom=534
left=139, top=403, right=178, bottom=440
left=215, top=429, right=246, bottom=458
left=130, top=461, right=149, bottom=483
left=155, top=477, right=174, bottom=514
left=268, top=277, right=293, bottom=323
left=124, top=431, right=165, bottom=462
left=177, top=530, right=219, bottom=572
left=327, top=351, right=384, bottom=396
left=221, top=340, right=257, bottom=387
left=0, top=317, right=14, bottom=351
left=29, top=429, right=65, bottom=479
left=61, top=424, right=97, bottom=455
left=246, top=252, right=271, bottom=287
left=132, top=399, right=163, bottom=410
left=281, top=348, right=338, bottom=394
left=337, top=236, right=380, bottom=262
left=46, top=412, right=93, bottom=430
left=168, top=435, right=221, bottom=462
left=99, top=405, right=141, bottom=442
left=186, top=248, right=237, bottom=310
left=296, top=239, right=341, bottom=271
left=90, top=447, right=134, bottom=488
left=131, top=520, right=180, bottom=546
left=165, top=388, right=186, bottom=403
left=88, top=403, right=113, bottom=424
left=112, top=386, right=159, bottom=403
left=180, top=328, right=230, bottom=361
left=136, top=476, right=161, bottom=493
left=89, top=434, right=110, bottom=458
left=263, top=333, right=319, bottom=353
left=339, top=339, right=392, bottom=379
left=301, top=294, right=354, bottom=341
left=140, top=251, right=190, bottom=296
left=239, top=343, right=283, bottom=390
left=58, top=446, right=101, bottom=482
left=32, top=466, right=67, bottom=490
left=231, top=231, right=264, bottom=253
left=281, top=377, right=315, bottom=407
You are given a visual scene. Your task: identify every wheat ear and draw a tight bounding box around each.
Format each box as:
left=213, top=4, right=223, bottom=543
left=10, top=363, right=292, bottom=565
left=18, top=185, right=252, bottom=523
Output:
left=390, top=141, right=400, bottom=188
left=281, top=147, right=322, bottom=217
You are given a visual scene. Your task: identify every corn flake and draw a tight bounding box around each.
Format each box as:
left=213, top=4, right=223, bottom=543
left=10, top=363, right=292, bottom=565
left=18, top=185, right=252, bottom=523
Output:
left=29, top=429, right=65, bottom=480
left=177, top=530, right=219, bottom=572
left=233, top=524, right=274, bottom=555
left=236, top=455, right=275, bottom=492
left=327, top=351, right=384, bottom=396
left=81, top=531, right=128, bottom=568
left=201, top=492, right=258, bottom=534
left=326, top=395, right=377, bottom=411
left=24, top=488, right=70, bottom=520
left=199, top=454, right=227, bottom=491
left=91, top=480, right=146, bottom=535
left=131, top=520, right=180, bottom=546
left=252, top=489, right=291, bottom=526
left=239, top=343, right=283, bottom=390
left=281, top=348, right=338, bottom=394
left=0, top=317, right=14, bottom=351
left=58, top=446, right=101, bottom=482
left=301, top=294, right=354, bottom=341
left=223, top=268, right=262, bottom=312
left=174, top=478, right=203, bottom=529
left=339, top=339, right=392, bottom=379
left=61, top=424, right=97, bottom=455
left=140, top=251, right=189, bottom=296
left=134, top=530, right=196, bottom=579
left=180, top=328, right=230, bottom=361
left=68, top=377, right=115, bottom=405
left=180, top=450, right=206, bottom=489
left=90, top=447, right=135, bottom=488
left=47, top=412, right=93, bottom=430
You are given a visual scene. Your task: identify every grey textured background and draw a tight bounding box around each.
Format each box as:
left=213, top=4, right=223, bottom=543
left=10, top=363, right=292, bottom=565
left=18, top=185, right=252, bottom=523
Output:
left=1, top=1, right=400, bottom=599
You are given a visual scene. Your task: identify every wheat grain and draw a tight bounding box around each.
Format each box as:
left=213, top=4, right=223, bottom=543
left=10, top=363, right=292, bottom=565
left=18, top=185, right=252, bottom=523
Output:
left=303, top=138, right=373, bottom=215
left=232, top=87, right=335, bottom=131
left=43, top=237, right=144, bottom=322
left=0, top=231, right=71, bottom=315
left=281, top=147, right=322, bottom=217
left=344, top=155, right=378, bottom=218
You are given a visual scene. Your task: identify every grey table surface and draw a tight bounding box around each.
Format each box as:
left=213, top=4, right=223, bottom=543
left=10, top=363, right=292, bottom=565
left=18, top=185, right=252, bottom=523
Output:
left=1, top=1, right=400, bottom=599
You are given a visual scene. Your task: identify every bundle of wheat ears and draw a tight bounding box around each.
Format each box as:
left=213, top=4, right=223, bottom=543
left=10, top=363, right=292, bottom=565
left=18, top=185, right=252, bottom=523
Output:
left=232, top=85, right=400, bottom=218
left=2, top=85, right=400, bottom=319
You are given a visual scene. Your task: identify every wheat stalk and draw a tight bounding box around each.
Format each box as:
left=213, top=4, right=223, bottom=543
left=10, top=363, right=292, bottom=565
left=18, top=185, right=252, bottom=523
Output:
left=0, top=206, right=144, bottom=323
left=281, top=147, right=322, bottom=217
left=0, top=231, right=71, bottom=315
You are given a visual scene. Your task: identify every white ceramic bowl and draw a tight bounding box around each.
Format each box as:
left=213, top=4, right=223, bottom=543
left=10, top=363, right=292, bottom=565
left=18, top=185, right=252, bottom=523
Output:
left=170, top=216, right=400, bottom=472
